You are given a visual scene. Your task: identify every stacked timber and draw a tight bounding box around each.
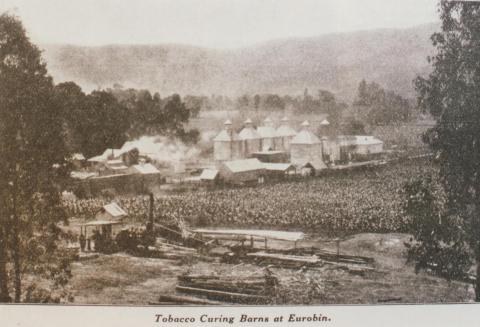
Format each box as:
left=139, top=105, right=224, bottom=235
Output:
left=247, top=252, right=320, bottom=269
left=271, top=247, right=375, bottom=266
left=175, top=273, right=278, bottom=304
left=247, top=250, right=375, bottom=275
left=150, top=294, right=223, bottom=305
left=133, top=239, right=214, bottom=262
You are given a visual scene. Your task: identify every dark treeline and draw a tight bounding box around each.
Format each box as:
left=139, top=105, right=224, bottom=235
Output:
left=179, top=82, right=416, bottom=129
left=353, top=79, right=416, bottom=125
left=55, top=83, right=200, bottom=158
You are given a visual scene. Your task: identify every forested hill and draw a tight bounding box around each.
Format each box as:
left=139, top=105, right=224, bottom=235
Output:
left=41, top=23, right=438, bottom=101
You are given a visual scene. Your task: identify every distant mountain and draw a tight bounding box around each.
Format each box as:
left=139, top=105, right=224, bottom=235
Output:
left=40, top=23, right=439, bottom=102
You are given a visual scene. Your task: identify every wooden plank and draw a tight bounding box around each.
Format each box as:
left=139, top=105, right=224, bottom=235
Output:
left=192, top=228, right=304, bottom=242
left=156, top=240, right=197, bottom=252
left=176, top=285, right=270, bottom=304
left=247, top=252, right=319, bottom=264
left=154, top=294, right=223, bottom=305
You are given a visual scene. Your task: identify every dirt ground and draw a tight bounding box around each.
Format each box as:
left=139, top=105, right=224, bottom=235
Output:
left=69, top=233, right=475, bottom=305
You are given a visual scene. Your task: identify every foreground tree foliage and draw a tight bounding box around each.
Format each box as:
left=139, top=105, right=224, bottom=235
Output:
left=0, top=13, right=74, bottom=303
left=413, top=1, right=480, bottom=300
left=404, top=175, right=471, bottom=281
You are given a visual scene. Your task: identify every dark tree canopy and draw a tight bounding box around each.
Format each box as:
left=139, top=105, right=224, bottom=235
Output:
left=0, top=13, right=72, bottom=303
left=354, top=79, right=414, bottom=125
left=413, top=1, right=480, bottom=300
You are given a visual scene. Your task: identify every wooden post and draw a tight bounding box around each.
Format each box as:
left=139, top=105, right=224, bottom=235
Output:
left=250, top=236, right=254, bottom=248
left=264, top=237, right=268, bottom=250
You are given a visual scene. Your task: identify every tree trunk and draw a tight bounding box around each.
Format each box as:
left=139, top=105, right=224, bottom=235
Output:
left=12, top=174, right=21, bottom=303
left=0, top=229, right=11, bottom=302
left=476, top=257, right=480, bottom=302
left=12, top=230, right=21, bottom=303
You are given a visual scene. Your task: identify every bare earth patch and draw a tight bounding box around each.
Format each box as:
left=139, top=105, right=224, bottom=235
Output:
left=69, top=233, right=475, bottom=305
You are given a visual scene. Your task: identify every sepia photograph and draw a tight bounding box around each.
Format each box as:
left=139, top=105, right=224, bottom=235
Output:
left=0, top=0, right=480, bottom=319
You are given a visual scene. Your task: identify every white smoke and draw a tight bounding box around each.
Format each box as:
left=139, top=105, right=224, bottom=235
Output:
left=120, top=135, right=201, bottom=165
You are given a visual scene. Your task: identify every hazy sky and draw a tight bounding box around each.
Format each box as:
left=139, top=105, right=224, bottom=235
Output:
left=1, top=0, right=439, bottom=49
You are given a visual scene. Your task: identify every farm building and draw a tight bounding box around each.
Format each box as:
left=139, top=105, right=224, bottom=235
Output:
left=130, top=162, right=160, bottom=175
left=70, top=153, right=86, bottom=170
left=275, top=116, right=297, bottom=152
left=251, top=150, right=288, bottom=163
left=257, top=117, right=279, bottom=151
left=327, top=135, right=384, bottom=163
left=218, top=158, right=266, bottom=184
left=263, top=163, right=296, bottom=179
left=213, top=120, right=243, bottom=162
left=199, top=168, right=219, bottom=185
left=290, top=120, right=327, bottom=171
left=238, top=118, right=261, bottom=158
left=300, top=160, right=326, bottom=176
left=100, top=159, right=129, bottom=176
left=95, top=202, right=128, bottom=222
left=353, top=136, right=384, bottom=159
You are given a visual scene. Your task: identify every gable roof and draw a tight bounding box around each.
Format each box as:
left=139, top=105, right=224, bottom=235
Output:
left=354, top=136, right=383, bottom=145
left=200, top=168, right=219, bottom=180
left=213, top=129, right=240, bottom=142
left=301, top=160, right=327, bottom=170
left=257, top=126, right=276, bottom=138
left=102, top=202, right=127, bottom=218
left=290, top=130, right=321, bottom=144
left=276, top=125, right=297, bottom=137
left=72, top=153, right=85, bottom=161
left=239, top=126, right=260, bottom=140
left=263, top=163, right=295, bottom=172
left=132, top=163, right=160, bottom=174
left=222, top=158, right=265, bottom=173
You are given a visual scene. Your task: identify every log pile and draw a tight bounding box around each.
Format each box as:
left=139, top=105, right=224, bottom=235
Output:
left=247, top=252, right=320, bottom=269
left=132, top=239, right=214, bottom=262
left=246, top=249, right=375, bottom=275
left=272, top=247, right=375, bottom=266
left=174, top=273, right=278, bottom=304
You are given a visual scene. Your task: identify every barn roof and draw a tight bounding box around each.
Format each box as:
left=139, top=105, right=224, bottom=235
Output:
left=131, top=163, right=160, bottom=174
left=290, top=130, right=321, bottom=144
left=301, top=160, right=327, bottom=170
left=213, top=129, right=240, bottom=142
left=222, top=158, right=264, bottom=173
left=72, top=153, right=85, bottom=161
left=87, top=148, right=129, bottom=162
left=354, top=136, right=383, bottom=145
left=257, top=126, right=276, bottom=138
left=200, top=168, right=219, bottom=180
left=102, top=202, right=127, bottom=218
left=276, top=125, right=297, bottom=137
left=263, top=163, right=295, bottom=172
left=239, top=126, right=260, bottom=140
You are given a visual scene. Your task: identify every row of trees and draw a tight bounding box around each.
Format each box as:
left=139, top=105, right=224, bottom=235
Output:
left=56, top=83, right=199, bottom=159
left=172, top=85, right=415, bottom=128
left=353, top=80, right=416, bottom=125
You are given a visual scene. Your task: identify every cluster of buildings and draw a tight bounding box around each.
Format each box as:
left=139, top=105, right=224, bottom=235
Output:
left=69, top=144, right=164, bottom=196
left=68, top=116, right=384, bottom=191
left=211, top=117, right=384, bottom=184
